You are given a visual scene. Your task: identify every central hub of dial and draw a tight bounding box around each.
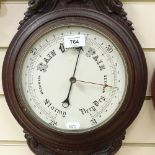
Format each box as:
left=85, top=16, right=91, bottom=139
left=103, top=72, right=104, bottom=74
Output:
left=70, top=77, right=76, bottom=83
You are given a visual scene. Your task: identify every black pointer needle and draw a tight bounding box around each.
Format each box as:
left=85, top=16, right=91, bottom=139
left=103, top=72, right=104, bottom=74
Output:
left=62, top=80, right=73, bottom=108
left=62, top=47, right=83, bottom=108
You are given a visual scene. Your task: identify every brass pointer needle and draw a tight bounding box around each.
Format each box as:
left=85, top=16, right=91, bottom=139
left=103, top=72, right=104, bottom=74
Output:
left=76, top=80, right=117, bottom=89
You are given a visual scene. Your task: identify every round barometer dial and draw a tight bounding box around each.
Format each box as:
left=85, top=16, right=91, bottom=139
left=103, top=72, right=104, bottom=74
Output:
left=3, top=5, right=147, bottom=154
left=15, top=25, right=128, bottom=133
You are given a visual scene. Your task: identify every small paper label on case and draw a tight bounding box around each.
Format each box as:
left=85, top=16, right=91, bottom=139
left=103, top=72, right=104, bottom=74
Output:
left=66, top=122, right=80, bottom=130
left=64, top=35, right=85, bottom=48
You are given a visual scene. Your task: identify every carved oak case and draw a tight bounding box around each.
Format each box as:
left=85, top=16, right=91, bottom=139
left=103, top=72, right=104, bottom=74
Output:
left=3, top=0, right=147, bottom=155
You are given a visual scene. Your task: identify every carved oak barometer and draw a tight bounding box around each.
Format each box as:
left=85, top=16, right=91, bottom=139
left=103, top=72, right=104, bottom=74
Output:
left=3, top=0, right=147, bottom=154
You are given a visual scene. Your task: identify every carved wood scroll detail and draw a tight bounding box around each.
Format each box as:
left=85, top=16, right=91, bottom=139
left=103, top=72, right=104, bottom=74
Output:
left=24, top=130, right=54, bottom=155
left=94, top=0, right=134, bottom=30
left=94, top=131, right=126, bottom=155
left=18, top=0, right=58, bottom=29
left=18, top=0, right=133, bottom=30
left=24, top=130, right=125, bottom=155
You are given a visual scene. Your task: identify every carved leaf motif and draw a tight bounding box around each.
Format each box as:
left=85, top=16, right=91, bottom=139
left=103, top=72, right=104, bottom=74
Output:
left=24, top=130, right=38, bottom=149
left=18, top=0, right=58, bottom=29
left=94, top=131, right=126, bottom=155
left=24, top=131, right=55, bottom=155
left=66, top=0, right=133, bottom=30
left=18, top=0, right=133, bottom=31
left=94, top=0, right=133, bottom=30
left=24, top=130, right=125, bottom=155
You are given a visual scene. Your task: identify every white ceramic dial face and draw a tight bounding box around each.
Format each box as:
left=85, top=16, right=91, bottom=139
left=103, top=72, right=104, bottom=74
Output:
left=15, top=25, right=128, bottom=133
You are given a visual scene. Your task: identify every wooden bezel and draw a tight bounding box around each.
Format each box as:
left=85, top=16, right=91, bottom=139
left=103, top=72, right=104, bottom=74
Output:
left=2, top=8, right=147, bottom=154
left=152, top=70, right=155, bottom=107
